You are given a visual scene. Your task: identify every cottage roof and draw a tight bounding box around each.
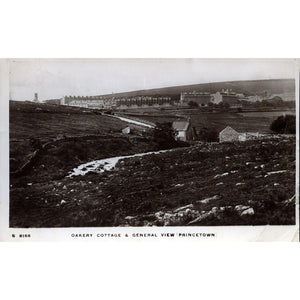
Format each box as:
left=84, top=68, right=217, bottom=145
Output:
left=172, top=120, right=190, bottom=131
left=219, top=126, right=239, bottom=135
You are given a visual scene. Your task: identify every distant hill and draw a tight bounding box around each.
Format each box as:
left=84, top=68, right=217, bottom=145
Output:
left=96, top=79, right=295, bottom=100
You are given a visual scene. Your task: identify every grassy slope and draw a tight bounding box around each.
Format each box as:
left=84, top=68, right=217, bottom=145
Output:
left=10, top=137, right=295, bottom=227
left=10, top=101, right=159, bottom=182
left=188, top=111, right=275, bottom=133
left=120, top=109, right=285, bottom=133
left=10, top=100, right=128, bottom=140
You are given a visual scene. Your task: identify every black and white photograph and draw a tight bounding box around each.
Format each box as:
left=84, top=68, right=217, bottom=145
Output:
left=7, top=58, right=297, bottom=229
left=2, top=2, right=300, bottom=300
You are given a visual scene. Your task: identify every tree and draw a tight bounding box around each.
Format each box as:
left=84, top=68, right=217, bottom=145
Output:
left=270, top=115, right=296, bottom=134
left=224, top=102, right=230, bottom=109
left=217, top=102, right=224, bottom=109
left=207, top=102, right=214, bottom=112
left=198, top=127, right=219, bottom=142
left=152, top=122, right=177, bottom=149
left=188, top=101, right=199, bottom=108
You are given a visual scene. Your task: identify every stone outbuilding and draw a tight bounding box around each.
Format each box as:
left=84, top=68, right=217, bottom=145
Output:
left=122, top=127, right=131, bottom=134
left=219, top=126, right=240, bottom=142
left=219, top=126, right=260, bottom=142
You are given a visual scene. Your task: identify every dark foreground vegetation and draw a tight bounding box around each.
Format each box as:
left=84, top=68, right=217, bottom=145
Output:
left=270, top=115, right=296, bottom=134
left=10, top=135, right=295, bottom=227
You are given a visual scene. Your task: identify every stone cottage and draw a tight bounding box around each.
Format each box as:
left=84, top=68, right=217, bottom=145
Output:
left=219, top=126, right=260, bottom=142
left=172, top=119, right=193, bottom=141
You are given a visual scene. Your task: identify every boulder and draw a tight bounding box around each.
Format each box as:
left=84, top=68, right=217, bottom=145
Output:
left=235, top=205, right=250, bottom=212
left=241, top=208, right=254, bottom=216
left=173, top=204, right=193, bottom=212
left=198, top=195, right=219, bottom=204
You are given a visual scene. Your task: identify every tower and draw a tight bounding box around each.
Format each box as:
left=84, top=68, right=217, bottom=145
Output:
left=34, top=93, right=39, bottom=102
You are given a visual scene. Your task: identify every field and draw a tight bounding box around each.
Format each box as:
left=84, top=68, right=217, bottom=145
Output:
left=121, top=108, right=296, bottom=133
left=239, top=110, right=296, bottom=118
left=9, top=101, right=296, bottom=228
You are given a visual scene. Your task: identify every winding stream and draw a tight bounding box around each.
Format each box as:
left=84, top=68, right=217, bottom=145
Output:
left=67, top=149, right=169, bottom=177
left=67, top=114, right=160, bottom=177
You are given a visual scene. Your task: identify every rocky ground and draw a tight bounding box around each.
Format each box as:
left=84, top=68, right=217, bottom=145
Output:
left=10, top=136, right=296, bottom=227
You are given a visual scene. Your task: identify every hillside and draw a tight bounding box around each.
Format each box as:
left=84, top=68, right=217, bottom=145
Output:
left=10, top=136, right=295, bottom=227
left=95, top=79, right=295, bottom=99
left=10, top=100, right=128, bottom=140
left=10, top=101, right=163, bottom=183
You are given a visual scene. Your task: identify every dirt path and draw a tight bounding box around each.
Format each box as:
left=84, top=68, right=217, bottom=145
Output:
left=105, top=114, right=155, bottom=128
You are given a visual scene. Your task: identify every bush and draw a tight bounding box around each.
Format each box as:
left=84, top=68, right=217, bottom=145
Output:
left=224, top=102, right=230, bottom=109
left=270, top=115, right=296, bottom=134
left=198, top=127, right=219, bottom=142
left=152, top=123, right=175, bottom=148
left=188, top=101, right=199, bottom=108
left=152, top=122, right=178, bottom=149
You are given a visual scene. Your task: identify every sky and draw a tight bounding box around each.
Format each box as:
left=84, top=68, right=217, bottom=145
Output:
left=9, top=58, right=297, bottom=101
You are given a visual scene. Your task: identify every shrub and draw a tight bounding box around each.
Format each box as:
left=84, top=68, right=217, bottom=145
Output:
left=270, top=115, right=295, bottom=134
left=224, top=102, right=230, bottom=109
left=197, top=127, right=219, bottom=142
left=188, top=101, right=199, bottom=108
left=152, top=122, right=182, bottom=149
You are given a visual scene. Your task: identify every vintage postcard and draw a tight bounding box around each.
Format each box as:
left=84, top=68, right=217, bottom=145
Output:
left=0, top=58, right=299, bottom=241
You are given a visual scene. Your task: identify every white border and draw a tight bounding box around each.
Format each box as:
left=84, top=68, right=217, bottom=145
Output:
left=1, top=2, right=300, bottom=300
left=0, top=58, right=299, bottom=242
left=295, top=60, right=299, bottom=235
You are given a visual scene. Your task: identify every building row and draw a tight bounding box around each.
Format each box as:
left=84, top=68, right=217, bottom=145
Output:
left=61, top=95, right=175, bottom=109
left=42, top=87, right=293, bottom=109
left=59, top=90, right=242, bottom=109
left=180, top=89, right=243, bottom=106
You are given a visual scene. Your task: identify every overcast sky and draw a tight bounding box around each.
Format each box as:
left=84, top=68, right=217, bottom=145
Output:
left=9, top=58, right=296, bottom=101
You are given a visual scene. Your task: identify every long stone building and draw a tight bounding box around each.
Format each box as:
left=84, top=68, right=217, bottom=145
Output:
left=180, top=89, right=241, bottom=106
left=60, top=95, right=175, bottom=109
left=211, top=89, right=240, bottom=105
left=180, top=92, right=212, bottom=106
